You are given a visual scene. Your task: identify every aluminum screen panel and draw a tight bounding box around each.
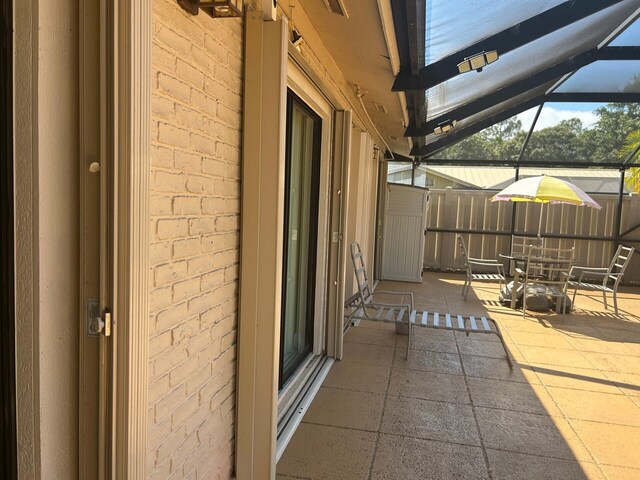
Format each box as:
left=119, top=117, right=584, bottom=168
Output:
left=424, top=1, right=639, bottom=122
left=555, top=61, right=640, bottom=93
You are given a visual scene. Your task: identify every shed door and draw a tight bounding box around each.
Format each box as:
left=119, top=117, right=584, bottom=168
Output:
left=381, top=184, right=428, bottom=282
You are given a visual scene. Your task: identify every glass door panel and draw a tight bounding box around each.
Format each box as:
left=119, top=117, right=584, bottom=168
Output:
left=279, top=92, right=321, bottom=389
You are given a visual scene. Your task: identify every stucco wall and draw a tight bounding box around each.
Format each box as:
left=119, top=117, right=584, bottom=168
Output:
left=147, top=1, right=242, bottom=478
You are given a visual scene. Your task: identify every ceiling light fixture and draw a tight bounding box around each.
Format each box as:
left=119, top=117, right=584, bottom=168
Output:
left=457, top=50, right=499, bottom=74
left=177, top=0, right=242, bottom=18
left=433, top=120, right=457, bottom=135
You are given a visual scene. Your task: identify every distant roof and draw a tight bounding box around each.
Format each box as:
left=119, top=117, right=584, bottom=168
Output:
left=388, top=163, right=628, bottom=193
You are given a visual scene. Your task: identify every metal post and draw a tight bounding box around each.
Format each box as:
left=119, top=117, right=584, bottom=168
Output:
left=615, top=167, right=626, bottom=245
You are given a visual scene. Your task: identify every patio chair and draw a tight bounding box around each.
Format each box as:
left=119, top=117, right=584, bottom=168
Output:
left=520, top=245, right=574, bottom=320
left=348, top=241, right=414, bottom=323
left=457, top=234, right=505, bottom=300
left=346, top=242, right=512, bottom=367
left=569, top=244, right=635, bottom=315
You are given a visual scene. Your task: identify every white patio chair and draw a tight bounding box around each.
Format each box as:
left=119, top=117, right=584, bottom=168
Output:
left=520, top=245, right=574, bottom=320
left=348, top=241, right=414, bottom=322
left=457, top=234, right=505, bottom=300
left=569, top=244, right=635, bottom=315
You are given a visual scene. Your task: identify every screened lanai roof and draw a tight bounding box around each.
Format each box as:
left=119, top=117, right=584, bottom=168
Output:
left=391, top=0, right=640, bottom=165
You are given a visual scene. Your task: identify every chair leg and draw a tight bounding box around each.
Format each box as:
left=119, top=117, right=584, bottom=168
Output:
left=488, top=319, right=512, bottom=370
left=571, top=287, right=578, bottom=310
left=602, top=290, right=608, bottom=310
left=406, top=324, right=412, bottom=359
left=464, top=274, right=470, bottom=300
left=522, top=283, right=527, bottom=319
left=613, top=291, right=618, bottom=315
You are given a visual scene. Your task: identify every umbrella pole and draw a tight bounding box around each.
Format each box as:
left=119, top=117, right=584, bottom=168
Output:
left=537, top=203, right=544, bottom=238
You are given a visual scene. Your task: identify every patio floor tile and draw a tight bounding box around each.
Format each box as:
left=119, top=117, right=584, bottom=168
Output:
left=467, top=377, right=561, bottom=416
left=387, top=368, right=469, bottom=404
left=485, top=449, right=603, bottom=480
left=302, top=387, right=385, bottom=432
left=341, top=342, right=395, bottom=367
left=393, top=347, right=463, bottom=375
left=546, top=385, right=640, bottom=426
left=457, top=338, right=513, bottom=359
left=277, top=424, right=376, bottom=480
left=475, top=407, right=592, bottom=461
left=569, top=420, right=640, bottom=468
left=279, top=274, right=640, bottom=478
left=322, top=361, right=390, bottom=394
left=343, top=326, right=397, bottom=347
left=531, top=364, right=622, bottom=394
left=518, top=345, right=596, bottom=369
left=381, top=395, right=481, bottom=446
left=370, top=434, right=489, bottom=480
left=461, top=355, right=528, bottom=383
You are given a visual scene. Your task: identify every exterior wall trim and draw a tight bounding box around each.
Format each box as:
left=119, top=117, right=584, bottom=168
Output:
left=236, top=13, right=288, bottom=479
left=113, top=0, right=151, bottom=477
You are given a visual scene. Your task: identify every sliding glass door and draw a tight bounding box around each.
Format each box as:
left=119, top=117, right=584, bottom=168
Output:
left=279, top=91, right=322, bottom=389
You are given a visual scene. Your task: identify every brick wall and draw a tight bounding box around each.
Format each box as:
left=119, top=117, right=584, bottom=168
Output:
left=148, top=1, right=242, bottom=478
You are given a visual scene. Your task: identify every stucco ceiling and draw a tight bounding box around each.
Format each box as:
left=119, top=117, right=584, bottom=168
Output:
left=298, top=0, right=411, bottom=155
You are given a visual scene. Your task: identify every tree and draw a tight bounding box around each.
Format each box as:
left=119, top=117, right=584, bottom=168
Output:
left=619, top=128, right=640, bottom=193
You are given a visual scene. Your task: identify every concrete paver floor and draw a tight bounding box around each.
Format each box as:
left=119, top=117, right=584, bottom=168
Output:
left=276, top=272, right=640, bottom=479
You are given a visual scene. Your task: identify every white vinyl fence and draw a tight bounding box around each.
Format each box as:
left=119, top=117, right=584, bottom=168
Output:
left=424, top=188, right=640, bottom=284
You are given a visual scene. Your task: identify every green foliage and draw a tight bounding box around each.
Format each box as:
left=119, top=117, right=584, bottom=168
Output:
left=440, top=103, right=640, bottom=165
left=620, top=128, right=640, bottom=193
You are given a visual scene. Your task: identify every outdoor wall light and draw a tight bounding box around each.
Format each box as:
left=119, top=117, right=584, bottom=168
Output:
left=457, top=50, right=499, bottom=73
left=433, top=120, right=457, bottom=135
left=178, top=0, right=243, bottom=18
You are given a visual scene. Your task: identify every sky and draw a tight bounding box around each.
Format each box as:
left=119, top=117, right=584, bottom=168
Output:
left=517, top=103, right=605, bottom=131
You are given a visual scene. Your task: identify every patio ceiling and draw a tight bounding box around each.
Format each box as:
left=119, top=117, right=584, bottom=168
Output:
left=391, top=0, right=640, bottom=164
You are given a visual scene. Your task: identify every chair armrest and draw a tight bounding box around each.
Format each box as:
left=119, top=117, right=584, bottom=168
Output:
left=468, top=257, right=501, bottom=266
left=569, top=266, right=607, bottom=277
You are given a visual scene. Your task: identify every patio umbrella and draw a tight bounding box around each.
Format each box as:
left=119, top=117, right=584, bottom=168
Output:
left=491, top=175, right=602, bottom=237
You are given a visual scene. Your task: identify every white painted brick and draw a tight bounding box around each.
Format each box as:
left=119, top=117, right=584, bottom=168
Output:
left=188, top=218, right=216, bottom=236
left=185, top=364, right=212, bottom=397
left=203, top=34, right=228, bottom=65
left=187, top=291, right=218, bottom=316
left=224, top=265, right=238, bottom=283
left=150, top=286, right=173, bottom=312
left=157, top=218, right=189, bottom=240
left=156, top=302, right=188, bottom=332
left=215, top=215, right=238, bottom=232
left=155, top=23, right=192, bottom=59
left=151, top=145, right=174, bottom=168
left=173, top=237, right=201, bottom=259
left=158, top=73, right=191, bottom=105
left=216, top=103, right=240, bottom=126
left=155, top=261, right=188, bottom=287
left=199, top=305, right=223, bottom=329
left=203, top=76, right=227, bottom=101
left=148, top=375, right=171, bottom=405
left=187, top=254, right=214, bottom=276
left=152, top=94, right=175, bottom=119
left=186, top=174, right=216, bottom=195
left=155, top=424, right=186, bottom=464
left=176, top=59, right=205, bottom=89
left=201, top=268, right=224, bottom=290
left=155, top=384, right=187, bottom=422
left=148, top=415, right=172, bottom=452
left=169, top=432, right=200, bottom=476
left=175, top=104, right=204, bottom=133
left=150, top=331, right=172, bottom=359
left=171, top=316, right=199, bottom=346
left=201, top=197, right=225, bottom=215
left=172, top=277, right=200, bottom=302
left=158, top=123, right=190, bottom=148
left=169, top=356, right=199, bottom=388
left=150, top=242, right=172, bottom=264
left=190, top=88, right=216, bottom=115
left=150, top=195, right=172, bottom=215
left=154, top=171, right=186, bottom=194
left=201, top=158, right=225, bottom=176
left=172, top=196, right=200, bottom=215
left=153, top=43, right=176, bottom=72
left=190, top=132, right=217, bottom=156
